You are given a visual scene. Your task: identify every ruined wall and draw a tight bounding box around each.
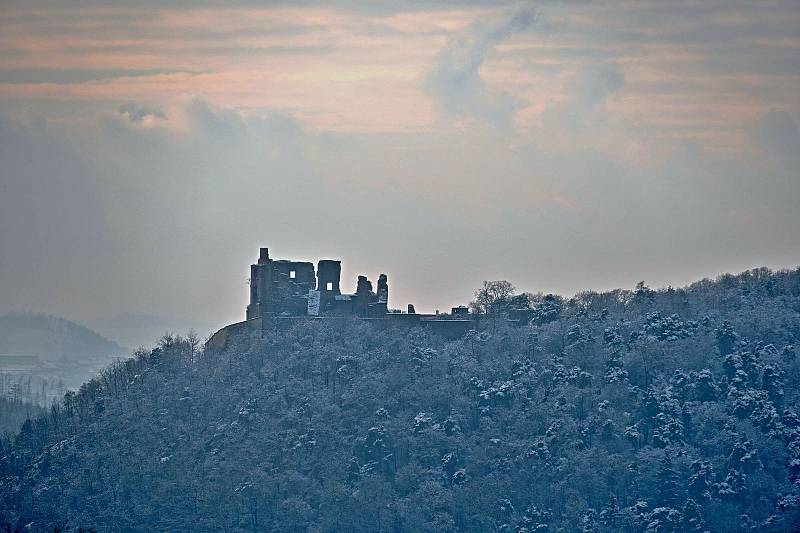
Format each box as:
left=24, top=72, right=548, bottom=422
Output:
left=246, top=248, right=273, bottom=320
left=317, top=260, right=342, bottom=313
left=247, top=247, right=319, bottom=318
left=206, top=247, right=481, bottom=350
left=244, top=249, right=396, bottom=321
left=246, top=263, right=262, bottom=320
left=268, top=260, right=315, bottom=315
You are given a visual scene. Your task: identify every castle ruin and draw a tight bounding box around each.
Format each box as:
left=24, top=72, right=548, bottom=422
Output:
left=207, top=247, right=476, bottom=349
left=246, top=247, right=391, bottom=319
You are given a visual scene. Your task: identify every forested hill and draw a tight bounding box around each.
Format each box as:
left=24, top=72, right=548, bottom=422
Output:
left=2, top=268, right=800, bottom=532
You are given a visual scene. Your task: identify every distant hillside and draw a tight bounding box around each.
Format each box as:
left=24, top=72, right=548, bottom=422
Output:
left=0, top=313, right=127, bottom=404
left=1, top=267, right=799, bottom=532
left=0, top=312, right=125, bottom=360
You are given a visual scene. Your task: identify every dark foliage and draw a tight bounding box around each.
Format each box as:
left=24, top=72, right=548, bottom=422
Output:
left=2, top=267, right=800, bottom=532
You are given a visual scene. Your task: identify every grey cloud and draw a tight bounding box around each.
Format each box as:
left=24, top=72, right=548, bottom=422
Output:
left=119, top=103, right=166, bottom=123
left=0, top=68, right=185, bottom=84
left=423, top=7, right=536, bottom=129
left=575, top=63, right=625, bottom=111
left=1, top=96, right=800, bottom=331
left=0, top=99, right=467, bottom=325
left=1, top=0, right=799, bottom=332
left=537, top=62, right=625, bottom=135
left=4, top=0, right=518, bottom=13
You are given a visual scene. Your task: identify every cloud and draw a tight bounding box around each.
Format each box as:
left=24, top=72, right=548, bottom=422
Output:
left=2, top=93, right=800, bottom=329
left=119, top=102, right=166, bottom=123
left=0, top=69, right=186, bottom=85
left=575, top=63, right=625, bottom=111
left=423, top=7, right=535, bottom=129
left=1, top=1, right=800, bottom=331
left=534, top=62, right=626, bottom=149
left=0, top=99, right=473, bottom=323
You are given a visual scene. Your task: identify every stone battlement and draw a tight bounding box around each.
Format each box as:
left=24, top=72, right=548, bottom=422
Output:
left=246, top=247, right=390, bottom=320
left=207, top=247, right=476, bottom=348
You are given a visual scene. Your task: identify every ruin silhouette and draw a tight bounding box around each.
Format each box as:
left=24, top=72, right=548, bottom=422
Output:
left=207, top=248, right=476, bottom=348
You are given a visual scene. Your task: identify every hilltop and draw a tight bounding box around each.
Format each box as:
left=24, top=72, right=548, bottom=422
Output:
left=1, top=267, right=799, bottom=532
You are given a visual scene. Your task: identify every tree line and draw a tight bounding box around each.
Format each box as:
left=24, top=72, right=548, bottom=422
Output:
left=1, top=267, right=799, bottom=532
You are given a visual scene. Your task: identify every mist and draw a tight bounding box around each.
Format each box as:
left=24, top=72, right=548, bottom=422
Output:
left=0, top=1, right=799, bottom=337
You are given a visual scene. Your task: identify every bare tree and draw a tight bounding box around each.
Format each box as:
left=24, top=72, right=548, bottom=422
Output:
left=187, top=329, right=200, bottom=365
left=470, top=280, right=515, bottom=331
left=470, top=280, right=515, bottom=314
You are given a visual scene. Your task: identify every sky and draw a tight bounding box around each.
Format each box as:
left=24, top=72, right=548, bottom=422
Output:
left=0, top=0, right=799, bottom=339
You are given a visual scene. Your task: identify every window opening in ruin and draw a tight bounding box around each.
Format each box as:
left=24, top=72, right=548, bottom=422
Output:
left=326, top=282, right=333, bottom=291
left=290, top=270, right=296, bottom=279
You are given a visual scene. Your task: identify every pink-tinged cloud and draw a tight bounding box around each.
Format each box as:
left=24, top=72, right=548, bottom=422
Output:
left=0, top=2, right=798, bottom=144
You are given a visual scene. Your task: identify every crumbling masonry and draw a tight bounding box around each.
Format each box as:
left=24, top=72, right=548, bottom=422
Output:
left=246, top=247, right=390, bottom=319
left=207, top=247, right=476, bottom=348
